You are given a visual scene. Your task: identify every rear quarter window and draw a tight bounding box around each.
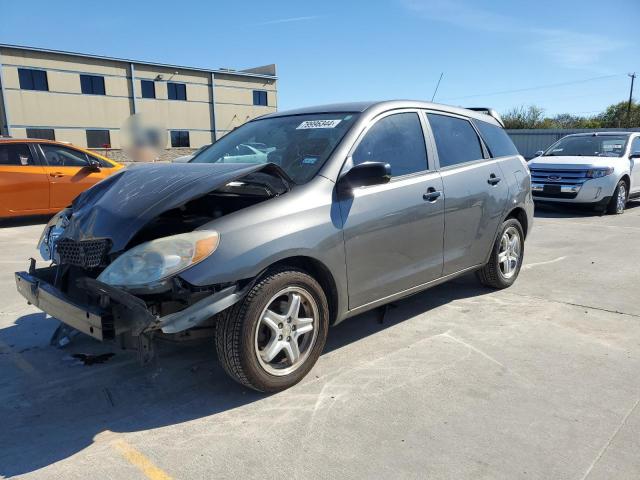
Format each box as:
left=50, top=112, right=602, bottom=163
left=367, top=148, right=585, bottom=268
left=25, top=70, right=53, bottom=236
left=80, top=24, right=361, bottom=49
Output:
left=0, top=144, right=35, bottom=166
left=473, top=120, right=519, bottom=157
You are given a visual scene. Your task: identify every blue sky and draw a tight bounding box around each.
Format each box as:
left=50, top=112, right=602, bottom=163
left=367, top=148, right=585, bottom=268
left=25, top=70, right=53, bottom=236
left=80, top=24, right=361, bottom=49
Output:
left=1, top=0, right=638, bottom=116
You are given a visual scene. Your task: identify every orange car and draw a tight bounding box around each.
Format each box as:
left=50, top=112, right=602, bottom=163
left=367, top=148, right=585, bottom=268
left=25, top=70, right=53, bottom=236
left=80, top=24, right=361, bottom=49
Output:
left=0, top=138, right=123, bottom=218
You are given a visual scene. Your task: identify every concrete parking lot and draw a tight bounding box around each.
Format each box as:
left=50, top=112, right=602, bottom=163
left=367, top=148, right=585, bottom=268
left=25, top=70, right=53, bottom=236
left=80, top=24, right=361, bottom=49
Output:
left=0, top=203, right=639, bottom=480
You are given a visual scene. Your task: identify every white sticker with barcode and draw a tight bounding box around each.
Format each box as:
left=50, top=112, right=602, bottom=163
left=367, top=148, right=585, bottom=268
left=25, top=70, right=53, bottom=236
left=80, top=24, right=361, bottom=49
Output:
left=296, top=119, right=342, bottom=129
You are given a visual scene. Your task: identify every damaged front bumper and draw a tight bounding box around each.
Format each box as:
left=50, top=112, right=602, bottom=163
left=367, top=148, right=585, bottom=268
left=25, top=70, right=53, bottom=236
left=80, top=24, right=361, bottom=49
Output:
left=15, top=266, right=251, bottom=343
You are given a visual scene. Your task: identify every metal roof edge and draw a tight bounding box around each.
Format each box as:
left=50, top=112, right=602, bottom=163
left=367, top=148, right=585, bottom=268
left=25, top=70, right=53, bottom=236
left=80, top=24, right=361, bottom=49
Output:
left=0, top=43, right=277, bottom=80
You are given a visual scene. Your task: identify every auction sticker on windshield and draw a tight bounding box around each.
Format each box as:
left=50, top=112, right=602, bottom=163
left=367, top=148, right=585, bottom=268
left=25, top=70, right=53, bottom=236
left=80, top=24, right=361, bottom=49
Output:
left=297, top=119, right=342, bottom=129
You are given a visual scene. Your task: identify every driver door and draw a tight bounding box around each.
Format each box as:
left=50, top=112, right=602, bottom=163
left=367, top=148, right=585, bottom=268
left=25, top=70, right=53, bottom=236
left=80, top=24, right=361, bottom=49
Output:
left=339, top=111, right=444, bottom=309
left=38, top=144, right=108, bottom=209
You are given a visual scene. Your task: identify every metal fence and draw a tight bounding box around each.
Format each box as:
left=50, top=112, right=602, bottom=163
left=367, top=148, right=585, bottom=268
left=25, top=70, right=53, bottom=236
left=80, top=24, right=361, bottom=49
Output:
left=506, top=128, right=640, bottom=159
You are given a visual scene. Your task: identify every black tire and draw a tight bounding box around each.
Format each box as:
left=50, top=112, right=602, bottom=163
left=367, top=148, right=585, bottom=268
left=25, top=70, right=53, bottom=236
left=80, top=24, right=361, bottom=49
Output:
left=214, top=267, right=329, bottom=392
left=476, top=218, right=524, bottom=289
left=606, top=179, right=628, bottom=215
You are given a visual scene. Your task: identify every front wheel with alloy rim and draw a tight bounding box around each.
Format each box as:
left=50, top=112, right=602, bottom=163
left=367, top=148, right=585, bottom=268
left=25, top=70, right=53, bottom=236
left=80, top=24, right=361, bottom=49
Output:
left=476, top=218, right=524, bottom=289
left=607, top=180, right=628, bottom=214
left=214, top=268, right=329, bottom=392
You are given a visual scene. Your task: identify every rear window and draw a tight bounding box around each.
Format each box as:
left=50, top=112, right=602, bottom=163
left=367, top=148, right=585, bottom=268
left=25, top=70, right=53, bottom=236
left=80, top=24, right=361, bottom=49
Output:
left=0, top=144, right=35, bottom=166
left=473, top=120, right=519, bottom=157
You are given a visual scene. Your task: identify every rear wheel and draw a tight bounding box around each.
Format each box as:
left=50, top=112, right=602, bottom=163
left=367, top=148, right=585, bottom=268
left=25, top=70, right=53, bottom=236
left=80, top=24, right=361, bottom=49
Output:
left=476, top=218, right=524, bottom=289
left=607, top=180, right=627, bottom=214
left=214, top=267, right=329, bottom=392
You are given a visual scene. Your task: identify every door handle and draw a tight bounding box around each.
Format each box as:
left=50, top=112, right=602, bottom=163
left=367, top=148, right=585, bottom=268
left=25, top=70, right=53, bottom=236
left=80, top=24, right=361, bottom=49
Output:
left=423, top=187, right=442, bottom=202
left=49, top=172, right=65, bottom=178
left=487, top=173, right=501, bottom=185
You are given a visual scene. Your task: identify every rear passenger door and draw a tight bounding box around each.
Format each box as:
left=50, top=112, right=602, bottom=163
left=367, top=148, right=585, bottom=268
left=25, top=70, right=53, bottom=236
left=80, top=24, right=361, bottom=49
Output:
left=425, top=112, right=508, bottom=275
left=340, top=111, right=444, bottom=309
left=0, top=143, right=49, bottom=216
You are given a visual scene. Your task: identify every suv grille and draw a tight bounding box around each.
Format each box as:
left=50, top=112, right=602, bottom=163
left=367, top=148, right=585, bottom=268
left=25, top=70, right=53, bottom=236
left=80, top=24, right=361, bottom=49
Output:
left=56, top=239, right=111, bottom=268
left=529, top=168, right=589, bottom=185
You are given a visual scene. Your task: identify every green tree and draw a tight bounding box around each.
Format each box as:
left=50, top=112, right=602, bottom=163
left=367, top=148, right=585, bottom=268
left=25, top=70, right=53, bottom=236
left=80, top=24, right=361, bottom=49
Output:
left=596, top=100, right=640, bottom=128
left=502, top=106, right=546, bottom=129
left=502, top=100, right=639, bottom=129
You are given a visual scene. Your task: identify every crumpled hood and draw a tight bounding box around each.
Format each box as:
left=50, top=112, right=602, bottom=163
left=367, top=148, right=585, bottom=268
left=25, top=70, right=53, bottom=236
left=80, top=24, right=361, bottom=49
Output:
left=62, top=162, right=283, bottom=252
left=528, top=155, right=618, bottom=169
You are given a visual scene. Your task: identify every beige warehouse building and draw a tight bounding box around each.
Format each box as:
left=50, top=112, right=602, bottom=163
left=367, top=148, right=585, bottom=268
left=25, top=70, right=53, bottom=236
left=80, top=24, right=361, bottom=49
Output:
left=0, top=44, right=277, bottom=154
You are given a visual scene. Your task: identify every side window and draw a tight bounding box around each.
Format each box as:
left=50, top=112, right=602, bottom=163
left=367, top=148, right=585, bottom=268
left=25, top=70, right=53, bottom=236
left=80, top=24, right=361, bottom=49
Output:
left=80, top=74, right=106, bottom=95
left=352, top=112, right=428, bottom=177
left=18, top=68, right=49, bottom=91
left=473, top=119, right=519, bottom=157
left=140, top=80, right=156, bottom=99
left=170, top=130, right=190, bottom=147
left=167, top=82, right=187, bottom=101
left=253, top=90, right=268, bottom=106
left=427, top=114, right=483, bottom=168
left=41, top=144, right=89, bottom=167
left=0, top=144, right=35, bottom=166
left=26, top=128, right=56, bottom=141
left=632, top=137, right=640, bottom=154
left=86, top=130, right=111, bottom=148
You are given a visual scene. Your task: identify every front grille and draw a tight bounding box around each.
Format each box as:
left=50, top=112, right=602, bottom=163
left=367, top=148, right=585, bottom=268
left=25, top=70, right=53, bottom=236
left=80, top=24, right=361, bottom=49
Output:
left=530, top=168, right=589, bottom=186
left=56, top=239, right=111, bottom=268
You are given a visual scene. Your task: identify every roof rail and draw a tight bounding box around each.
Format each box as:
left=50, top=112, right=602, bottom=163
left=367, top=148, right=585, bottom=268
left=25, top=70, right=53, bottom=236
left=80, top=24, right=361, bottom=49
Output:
left=466, top=108, right=505, bottom=128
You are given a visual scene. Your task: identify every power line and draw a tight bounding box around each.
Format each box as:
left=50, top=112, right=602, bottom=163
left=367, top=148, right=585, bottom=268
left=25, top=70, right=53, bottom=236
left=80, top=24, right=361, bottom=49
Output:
left=443, top=73, right=624, bottom=101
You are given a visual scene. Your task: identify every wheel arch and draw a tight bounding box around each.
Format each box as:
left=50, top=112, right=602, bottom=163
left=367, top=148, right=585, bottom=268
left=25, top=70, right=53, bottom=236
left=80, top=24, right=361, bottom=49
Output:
left=267, top=255, right=339, bottom=326
left=505, top=206, right=529, bottom=239
left=620, top=174, right=631, bottom=193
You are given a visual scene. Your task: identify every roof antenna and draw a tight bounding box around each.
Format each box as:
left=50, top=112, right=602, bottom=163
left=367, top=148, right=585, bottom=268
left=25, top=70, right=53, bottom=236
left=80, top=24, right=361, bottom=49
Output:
left=431, top=72, right=444, bottom=102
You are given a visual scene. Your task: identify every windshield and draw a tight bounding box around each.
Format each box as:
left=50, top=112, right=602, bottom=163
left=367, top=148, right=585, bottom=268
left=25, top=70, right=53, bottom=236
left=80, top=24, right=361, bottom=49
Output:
left=191, top=113, right=359, bottom=184
left=544, top=135, right=628, bottom=157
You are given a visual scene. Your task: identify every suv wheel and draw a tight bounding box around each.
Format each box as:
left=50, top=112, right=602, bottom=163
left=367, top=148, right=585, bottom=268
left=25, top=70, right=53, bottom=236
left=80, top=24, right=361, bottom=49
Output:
left=607, top=180, right=627, bottom=215
left=476, top=218, right=524, bottom=289
left=215, top=267, right=329, bottom=392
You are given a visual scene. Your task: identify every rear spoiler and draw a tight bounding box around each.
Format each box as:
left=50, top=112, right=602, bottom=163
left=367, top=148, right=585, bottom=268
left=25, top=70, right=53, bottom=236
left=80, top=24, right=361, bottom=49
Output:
left=466, top=108, right=505, bottom=128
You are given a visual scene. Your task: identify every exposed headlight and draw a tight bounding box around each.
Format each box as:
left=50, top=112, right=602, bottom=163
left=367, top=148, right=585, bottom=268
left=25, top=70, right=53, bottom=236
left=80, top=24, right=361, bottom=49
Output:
left=97, top=230, right=219, bottom=287
left=38, top=209, right=70, bottom=261
left=586, top=167, right=614, bottom=178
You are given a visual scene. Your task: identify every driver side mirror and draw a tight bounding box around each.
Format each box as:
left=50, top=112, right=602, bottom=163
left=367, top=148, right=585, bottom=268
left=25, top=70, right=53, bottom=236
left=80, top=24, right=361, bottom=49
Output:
left=630, top=151, right=640, bottom=159
left=338, top=161, right=391, bottom=193
left=86, top=158, right=101, bottom=171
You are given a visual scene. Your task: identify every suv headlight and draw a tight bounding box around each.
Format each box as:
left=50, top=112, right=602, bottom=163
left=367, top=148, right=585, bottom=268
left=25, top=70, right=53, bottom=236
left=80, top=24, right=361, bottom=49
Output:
left=586, top=167, right=614, bottom=178
left=98, top=230, right=219, bottom=287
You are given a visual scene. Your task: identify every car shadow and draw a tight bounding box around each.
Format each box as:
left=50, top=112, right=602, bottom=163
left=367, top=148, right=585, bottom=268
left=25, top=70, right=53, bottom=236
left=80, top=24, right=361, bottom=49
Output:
left=0, top=214, right=52, bottom=228
left=0, top=273, right=489, bottom=476
left=533, top=199, right=640, bottom=218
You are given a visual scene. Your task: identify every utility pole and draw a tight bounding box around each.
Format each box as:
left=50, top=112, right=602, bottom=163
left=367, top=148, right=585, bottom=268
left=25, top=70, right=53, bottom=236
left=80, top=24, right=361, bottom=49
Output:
left=627, top=72, right=636, bottom=128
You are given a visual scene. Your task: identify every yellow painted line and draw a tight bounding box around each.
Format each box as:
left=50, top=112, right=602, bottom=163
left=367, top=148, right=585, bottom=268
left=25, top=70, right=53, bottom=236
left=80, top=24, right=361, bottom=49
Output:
left=0, top=339, right=42, bottom=380
left=112, top=438, right=173, bottom=480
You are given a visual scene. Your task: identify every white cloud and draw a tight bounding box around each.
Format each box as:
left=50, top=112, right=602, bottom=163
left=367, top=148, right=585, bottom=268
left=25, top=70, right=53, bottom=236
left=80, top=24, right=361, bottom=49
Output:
left=252, top=16, right=323, bottom=26
left=399, top=0, right=626, bottom=68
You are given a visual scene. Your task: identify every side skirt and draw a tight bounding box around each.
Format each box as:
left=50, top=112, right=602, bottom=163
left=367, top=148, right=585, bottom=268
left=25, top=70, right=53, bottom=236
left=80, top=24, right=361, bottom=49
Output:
left=337, top=264, right=482, bottom=324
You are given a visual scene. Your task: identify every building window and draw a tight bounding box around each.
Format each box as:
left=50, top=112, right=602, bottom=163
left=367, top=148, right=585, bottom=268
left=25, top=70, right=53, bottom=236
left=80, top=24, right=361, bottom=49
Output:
left=170, top=130, right=190, bottom=147
left=80, top=74, right=106, bottom=95
left=86, top=130, right=111, bottom=148
left=18, top=68, right=49, bottom=91
left=253, top=90, right=268, bottom=106
left=167, top=82, right=187, bottom=101
left=26, top=128, right=55, bottom=141
left=141, top=80, right=156, bottom=99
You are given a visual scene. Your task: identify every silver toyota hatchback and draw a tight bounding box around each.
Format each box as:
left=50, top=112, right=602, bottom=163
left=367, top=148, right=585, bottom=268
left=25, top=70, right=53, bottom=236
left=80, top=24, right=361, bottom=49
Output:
left=17, top=101, right=533, bottom=392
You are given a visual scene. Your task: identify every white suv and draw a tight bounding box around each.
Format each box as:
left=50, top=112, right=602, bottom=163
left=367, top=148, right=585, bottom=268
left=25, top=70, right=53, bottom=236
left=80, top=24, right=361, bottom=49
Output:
left=528, top=132, right=640, bottom=214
